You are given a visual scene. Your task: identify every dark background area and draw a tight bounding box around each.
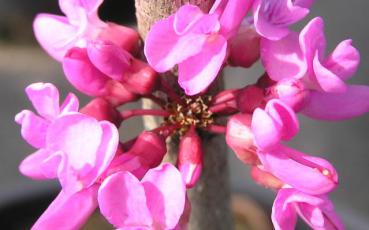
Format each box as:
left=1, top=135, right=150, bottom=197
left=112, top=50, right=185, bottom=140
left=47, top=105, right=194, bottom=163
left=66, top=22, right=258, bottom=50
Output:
left=0, top=0, right=368, bottom=229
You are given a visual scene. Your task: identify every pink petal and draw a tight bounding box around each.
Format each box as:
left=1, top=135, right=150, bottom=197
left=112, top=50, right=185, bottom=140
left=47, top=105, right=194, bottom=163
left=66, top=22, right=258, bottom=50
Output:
left=253, top=0, right=309, bottom=40
left=32, top=185, right=98, bottom=230
left=258, top=145, right=338, bottom=195
left=261, top=32, right=306, bottom=81
left=299, top=17, right=326, bottom=66
left=33, top=13, right=78, bottom=61
left=265, top=99, right=299, bottom=141
left=19, top=149, right=57, bottom=180
left=178, top=35, right=227, bottom=95
left=63, top=47, right=110, bottom=96
left=251, top=108, right=281, bottom=151
left=25, top=83, right=60, bottom=120
left=295, top=0, right=314, bottom=8
left=288, top=191, right=344, bottom=230
left=312, top=51, right=347, bottom=93
left=46, top=114, right=106, bottom=192
left=87, top=40, right=132, bottom=81
left=226, top=114, right=259, bottom=165
left=85, top=120, right=119, bottom=186
left=302, top=85, right=369, bottom=120
left=324, top=39, right=360, bottom=81
left=59, top=0, right=103, bottom=19
left=219, top=0, right=253, bottom=37
left=142, top=164, right=186, bottom=229
left=60, top=93, right=80, bottom=114
left=144, top=15, right=208, bottom=72
left=173, top=5, right=205, bottom=34
left=98, top=171, right=153, bottom=228
left=15, top=110, right=48, bottom=148
left=272, top=188, right=298, bottom=230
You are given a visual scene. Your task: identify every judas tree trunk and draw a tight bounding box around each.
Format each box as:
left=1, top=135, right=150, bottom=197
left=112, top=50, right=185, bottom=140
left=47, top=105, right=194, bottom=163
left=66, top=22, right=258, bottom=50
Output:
left=134, top=1, right=234, bottom=230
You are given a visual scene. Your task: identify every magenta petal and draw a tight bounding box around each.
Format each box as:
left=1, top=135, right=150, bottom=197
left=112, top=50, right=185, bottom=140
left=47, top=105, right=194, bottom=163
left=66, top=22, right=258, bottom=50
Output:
left=258, top=145, right=338, bottom=195
left=302, top=85, right=369, bottom=120
left=219, top=0, right=253, bottom=37
left=26, top=83, right=60, bottom=120
left=251, top=108, right=281, bottom=151
left=272, top=189, right=297, bottom=230
left=324, top=39, right=360, bottom=81
left=63, top=47, right=110, bottom=96
left=265, top=99, right=299, bottom=141
left=19, top=149, right=56, bottom=179
left=312, top=51, right=347, bottom=93
left=261, top=33, right=306, bottom=81
left=15, top=110, right=48, bottom=148
left=178, top=35, right=227, bottom=95
left=32, top=185, right=98, bottom=230
left=144, top=15, right=208, bottom=72
left=60, top=93, right=79, bottom=114
left=33, top=13, right=78, bottom=61
left=87, top=40, right=132, bottom=81
left=142, top=164, right=186, bottom=229
left=98, top=171, right=153, bottom=228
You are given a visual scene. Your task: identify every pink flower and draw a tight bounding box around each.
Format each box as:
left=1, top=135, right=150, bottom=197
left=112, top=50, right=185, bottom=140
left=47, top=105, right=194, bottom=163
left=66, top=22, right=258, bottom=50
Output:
left=15, top=83, right=78, bottom=177
left=272, top=188, right=344, bottom=230
left=253, top=0, right=313, bottom=40
left=98, top=163, right=186, bottom=230
left=145, top=0, right=253, bottom=95
left=16, top=83, right=119, bottom=195
left=261, top=17, right=369, bottom=120
left=34, top=0, right=139, bottom=61
left=251, top=100, right=338, bottom=194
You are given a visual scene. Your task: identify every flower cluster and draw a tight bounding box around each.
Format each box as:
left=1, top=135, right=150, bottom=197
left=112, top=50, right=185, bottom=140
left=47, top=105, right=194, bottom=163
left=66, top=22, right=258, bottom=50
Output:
left=16, top=0, right=369, bottom=229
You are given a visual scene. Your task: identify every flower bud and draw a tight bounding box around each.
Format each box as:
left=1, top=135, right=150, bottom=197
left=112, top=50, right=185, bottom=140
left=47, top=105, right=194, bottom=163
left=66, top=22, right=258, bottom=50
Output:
left=122, top=59, right=159, bottom=95
left=103, top=80, right=138, bottom=106
left=226, top=114, right=258, bottom=165
left=250, top=166, right=283, bottom=190
left=87, top=40, right=132, bottom=81
left=63, top=47, right=109, bottom=96
left=178, top=127, right=203, bottom=188
left=80, top=98, right=122, bottom=127
left=127, top=131, right=167, bottom=168
left=228, top=24, right=260, bottom=68
left=98, top=22, right=140, bottom=55
left=237, top=85, right=265, bottom=114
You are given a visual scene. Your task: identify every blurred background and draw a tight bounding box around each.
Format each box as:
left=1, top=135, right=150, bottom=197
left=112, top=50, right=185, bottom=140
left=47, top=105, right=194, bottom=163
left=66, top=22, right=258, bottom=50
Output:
left=0, top=0, right=368, bottom=229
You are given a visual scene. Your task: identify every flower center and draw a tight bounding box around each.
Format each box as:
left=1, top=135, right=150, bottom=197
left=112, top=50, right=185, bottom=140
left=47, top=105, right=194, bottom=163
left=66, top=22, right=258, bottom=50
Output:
left=165, top=95, right=214, bottom=134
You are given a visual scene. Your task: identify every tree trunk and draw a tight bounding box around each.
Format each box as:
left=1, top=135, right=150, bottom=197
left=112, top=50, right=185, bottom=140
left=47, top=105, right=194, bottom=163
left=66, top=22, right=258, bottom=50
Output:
left=134, top=1, right=234, bottom=229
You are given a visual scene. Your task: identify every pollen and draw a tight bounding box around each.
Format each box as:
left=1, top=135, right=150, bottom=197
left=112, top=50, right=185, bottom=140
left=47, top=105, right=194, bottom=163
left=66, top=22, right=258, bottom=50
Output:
left=165, top=95, right=214, bottom=135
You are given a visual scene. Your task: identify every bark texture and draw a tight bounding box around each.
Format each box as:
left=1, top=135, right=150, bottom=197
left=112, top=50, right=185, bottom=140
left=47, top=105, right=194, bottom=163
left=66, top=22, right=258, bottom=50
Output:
left=135, top=1, right=234, bottom=229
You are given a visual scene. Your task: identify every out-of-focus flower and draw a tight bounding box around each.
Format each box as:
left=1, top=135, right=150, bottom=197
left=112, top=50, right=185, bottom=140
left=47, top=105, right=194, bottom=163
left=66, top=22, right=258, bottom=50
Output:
left=33, top=0, right=139, bottom=61
left=272, top=188, right=344, bottom=230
